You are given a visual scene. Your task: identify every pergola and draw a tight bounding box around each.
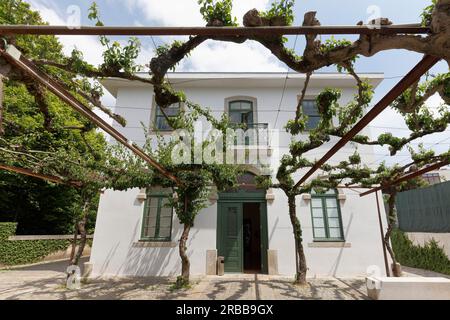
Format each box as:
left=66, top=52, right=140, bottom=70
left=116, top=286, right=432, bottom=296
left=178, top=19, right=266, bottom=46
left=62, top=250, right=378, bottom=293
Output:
left=1, top=23, right=448, bottom=278
left=0, top=23, right=445, bottom=190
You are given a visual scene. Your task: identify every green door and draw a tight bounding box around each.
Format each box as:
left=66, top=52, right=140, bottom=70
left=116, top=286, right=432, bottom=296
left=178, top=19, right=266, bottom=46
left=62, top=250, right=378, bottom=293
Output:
left=218, top=202, right=243, bottom=273
left=259, top=202, right=269, bottom=274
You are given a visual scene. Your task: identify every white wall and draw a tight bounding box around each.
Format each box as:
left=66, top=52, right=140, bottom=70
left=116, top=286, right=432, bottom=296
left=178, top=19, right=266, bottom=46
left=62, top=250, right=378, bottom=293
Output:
left=111, top=84, right=376, bottom=170
left=91, top=186, right=390, bottom=277
left=90, top=188, right=218, bottom=277
left=268, top=188, right=390, bottom=277
left=407, top=233, right=450, bottom=259
left=90, top=74, right=388, bottom=278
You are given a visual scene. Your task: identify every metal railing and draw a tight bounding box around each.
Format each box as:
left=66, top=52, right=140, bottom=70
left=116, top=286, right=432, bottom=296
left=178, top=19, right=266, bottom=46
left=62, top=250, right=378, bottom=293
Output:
left=228, top=123, right=269, bottom=147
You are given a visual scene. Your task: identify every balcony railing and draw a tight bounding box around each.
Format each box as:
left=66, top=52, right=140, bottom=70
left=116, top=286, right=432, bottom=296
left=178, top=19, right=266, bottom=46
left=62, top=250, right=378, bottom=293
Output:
left=228, top=123, right=269, bottom=147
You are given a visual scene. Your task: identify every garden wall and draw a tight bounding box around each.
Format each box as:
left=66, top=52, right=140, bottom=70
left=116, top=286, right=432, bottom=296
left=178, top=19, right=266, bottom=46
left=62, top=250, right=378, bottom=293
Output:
left=0, top=222, right=91, bottom=267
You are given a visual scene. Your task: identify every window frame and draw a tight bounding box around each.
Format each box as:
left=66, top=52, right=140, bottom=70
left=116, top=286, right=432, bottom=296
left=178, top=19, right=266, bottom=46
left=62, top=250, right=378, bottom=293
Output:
left=310, top=190, right=345, bottom=242
left=301, top=99, right=321, bottom=131
left=140, top=191, right=174, bottom=242
left=228, top=100, right=254, bottom=126
left=224, top=96, right=258, bottom=126
left=151, top=99, right=182, bottom=133
left=422, top=172, right=441, bottom=185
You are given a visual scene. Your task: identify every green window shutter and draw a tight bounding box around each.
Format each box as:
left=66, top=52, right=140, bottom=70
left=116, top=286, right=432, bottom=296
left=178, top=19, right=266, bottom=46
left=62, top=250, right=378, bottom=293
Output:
left=310, top=189, right=344, bottom=241
left=141, top=193, right=173, bottom=241
left=157, top=197, right=173, bottom=239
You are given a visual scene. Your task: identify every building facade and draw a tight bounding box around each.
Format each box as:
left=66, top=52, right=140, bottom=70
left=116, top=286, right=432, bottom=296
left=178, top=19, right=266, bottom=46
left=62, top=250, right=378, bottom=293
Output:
left=89, top=72, right=391, bottom=278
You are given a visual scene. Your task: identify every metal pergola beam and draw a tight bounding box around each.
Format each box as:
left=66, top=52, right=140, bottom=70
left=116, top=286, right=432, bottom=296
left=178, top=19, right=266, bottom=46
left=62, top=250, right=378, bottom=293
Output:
left=359, top=160, right=449, bottom=197
left=293, top=54, right=441, bottom=190
left=0, top=46, right=180, bottom=185
left=0, top=24, right=430, bottom=36
left=0, top=163, right=82, bottom=187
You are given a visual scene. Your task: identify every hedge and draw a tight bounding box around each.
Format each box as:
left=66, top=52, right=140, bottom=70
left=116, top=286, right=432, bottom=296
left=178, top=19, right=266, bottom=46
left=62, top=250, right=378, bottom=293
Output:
left=0, top=222, right=75, bottom=266
left=391, top=229, right=450, bottom=276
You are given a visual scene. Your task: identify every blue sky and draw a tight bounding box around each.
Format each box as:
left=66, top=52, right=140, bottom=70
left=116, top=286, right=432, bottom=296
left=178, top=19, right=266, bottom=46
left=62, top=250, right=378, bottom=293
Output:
left=26, top=0, right=449, bottom=166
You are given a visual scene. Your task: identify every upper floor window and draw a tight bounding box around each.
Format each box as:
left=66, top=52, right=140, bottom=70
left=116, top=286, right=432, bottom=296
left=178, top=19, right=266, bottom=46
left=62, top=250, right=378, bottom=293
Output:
left=302, top=100, right=320, bottom=130
left=229, top=100, right=254, bottom=125
left=310, top=189, right=344, bottom=241
left=154, top=103, right=181, bottom=131
left=422, top=172, right=441, bottom=185
left=141, top=191, right=173, bottom=241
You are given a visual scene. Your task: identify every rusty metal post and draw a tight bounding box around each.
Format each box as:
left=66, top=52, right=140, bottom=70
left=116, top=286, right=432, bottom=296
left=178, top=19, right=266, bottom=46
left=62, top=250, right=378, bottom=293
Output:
left=0, top=45, right=180, bottom=185
left=375, top=190, right=390, bottom=277
left=360, top=160, right=450, bottom=197
left=0, top=24, right=430, bottom=37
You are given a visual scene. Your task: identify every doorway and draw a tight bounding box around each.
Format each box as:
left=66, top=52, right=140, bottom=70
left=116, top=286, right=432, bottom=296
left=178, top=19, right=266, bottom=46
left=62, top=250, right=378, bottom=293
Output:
left=243, top=203, right=261, bottom=273
left=217, top=197, right=268, bottom=274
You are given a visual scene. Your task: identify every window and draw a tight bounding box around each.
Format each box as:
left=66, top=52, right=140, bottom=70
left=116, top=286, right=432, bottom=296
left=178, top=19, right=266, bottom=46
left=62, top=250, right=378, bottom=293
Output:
left=302, top=100, right=320, bottom=130
left=422, top=173, right=441, bottom=185
left=141, top=192, right=173, bottom=241
left=229, top=100, right=254, bottom=125
left=310, top=189, right=344, bottom=241
left=154, top=103, right=180, bottom=131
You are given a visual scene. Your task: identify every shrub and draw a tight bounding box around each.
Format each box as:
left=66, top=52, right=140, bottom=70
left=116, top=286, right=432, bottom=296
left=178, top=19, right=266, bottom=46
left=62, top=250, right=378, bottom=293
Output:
left=391, top=229, right=450, bottom=275
left=0, top=222, right=74, bottom=266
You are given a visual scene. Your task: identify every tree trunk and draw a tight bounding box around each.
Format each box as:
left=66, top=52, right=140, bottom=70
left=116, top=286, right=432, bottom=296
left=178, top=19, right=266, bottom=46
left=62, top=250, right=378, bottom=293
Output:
left=69, top=222, right=78, bottom=263
left=178, top=222, right=191, bottom=285
left=0, top=76, right=4, bottom=136
left=71, top=214, right=87, bottom=266
left=68, top=197, right=91, bottom=270
left=384, top=192, right=402, bottom=277
left=288, top=194, right=308, bottom=285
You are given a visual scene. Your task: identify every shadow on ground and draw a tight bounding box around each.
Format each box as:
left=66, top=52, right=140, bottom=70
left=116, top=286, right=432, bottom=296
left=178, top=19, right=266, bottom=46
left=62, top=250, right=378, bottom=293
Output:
left=0, top=270, right=369, bottom=300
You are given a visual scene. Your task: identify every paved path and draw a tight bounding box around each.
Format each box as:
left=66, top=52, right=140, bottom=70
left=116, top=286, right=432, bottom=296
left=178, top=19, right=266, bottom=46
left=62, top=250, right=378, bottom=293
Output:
left=0, top=260, right=368, bottom=300
left=3, top=259, right=447, bottom=300
left=402, top=266, right=450, bottom=279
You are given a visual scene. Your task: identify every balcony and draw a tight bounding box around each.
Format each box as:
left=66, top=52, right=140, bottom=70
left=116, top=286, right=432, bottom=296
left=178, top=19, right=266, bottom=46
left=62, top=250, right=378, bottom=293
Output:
left=228, top=123, right=269, bottom=147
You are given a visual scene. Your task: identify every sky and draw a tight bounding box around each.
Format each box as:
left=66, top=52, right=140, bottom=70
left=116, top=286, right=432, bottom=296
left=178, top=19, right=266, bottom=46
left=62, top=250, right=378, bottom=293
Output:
left=25, top=0, right=450, bottom=167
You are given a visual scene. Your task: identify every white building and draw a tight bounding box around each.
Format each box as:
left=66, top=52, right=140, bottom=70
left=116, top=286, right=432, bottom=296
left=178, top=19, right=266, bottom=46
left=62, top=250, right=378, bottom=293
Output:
left=89, top=72, right=391, bottom=278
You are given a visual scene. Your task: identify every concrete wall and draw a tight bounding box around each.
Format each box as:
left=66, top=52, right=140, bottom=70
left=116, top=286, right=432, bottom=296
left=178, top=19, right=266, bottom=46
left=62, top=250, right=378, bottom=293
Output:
left=407, top=232, right=450, bottom=259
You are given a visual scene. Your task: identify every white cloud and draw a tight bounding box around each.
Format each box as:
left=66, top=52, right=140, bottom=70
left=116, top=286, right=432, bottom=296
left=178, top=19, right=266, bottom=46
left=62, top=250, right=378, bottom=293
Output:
left=179, top=40, right=284, bottom=72
left=27, top=0, right=105, bottom=66
left=26, top=0, right=118, bottom=122
left=125, top=0, right=282, bottom=72
left=370, top=92, right=448, bottom=166
left=232, top=0, right=270, bottom=22
left=126, top=0, right=202, bottom=26
left=425, top=92, right=445, bottom=110
left=27, top=0, right=283, bottom=72
left=126, top=0, right=269, bottom=26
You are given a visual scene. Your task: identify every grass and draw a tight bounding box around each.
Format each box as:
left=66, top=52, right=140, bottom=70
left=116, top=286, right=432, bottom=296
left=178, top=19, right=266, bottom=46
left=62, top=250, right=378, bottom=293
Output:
left=168, top=276, right=197, bottom=292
